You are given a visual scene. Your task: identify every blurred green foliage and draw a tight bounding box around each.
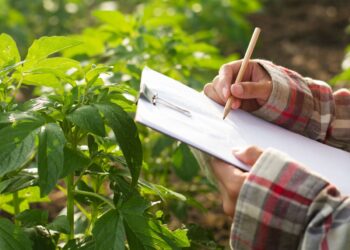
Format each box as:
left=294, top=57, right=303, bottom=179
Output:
left=0, top=0, right=262, bottom=248
left=333, top=25, right=350, bottom=85
left=0, top=0, right=260, bottom=57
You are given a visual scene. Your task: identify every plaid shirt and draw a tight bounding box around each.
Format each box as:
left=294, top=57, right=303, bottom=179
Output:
left=231, top=60, right=350, bottom=250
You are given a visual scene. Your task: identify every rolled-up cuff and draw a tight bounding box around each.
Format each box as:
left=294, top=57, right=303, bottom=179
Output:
left=251, top=59, right=313, bottom=134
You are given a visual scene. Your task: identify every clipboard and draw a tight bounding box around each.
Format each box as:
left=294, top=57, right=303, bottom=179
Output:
left=135, top=67, right=350, bottom=194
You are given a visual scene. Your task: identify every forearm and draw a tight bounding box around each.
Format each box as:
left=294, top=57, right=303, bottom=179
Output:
left=231, top=148, right=350, bottom=250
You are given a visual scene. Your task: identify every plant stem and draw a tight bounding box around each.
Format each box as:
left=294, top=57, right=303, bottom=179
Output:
left=66, top=173, right=75, bottom=240
left=13, top=191, right=20, bottom=225
left=74, top=190, right=115, bottom=209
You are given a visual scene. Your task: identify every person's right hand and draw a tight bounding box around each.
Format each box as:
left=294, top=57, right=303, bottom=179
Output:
left=204, top=60, right=272, bottom=112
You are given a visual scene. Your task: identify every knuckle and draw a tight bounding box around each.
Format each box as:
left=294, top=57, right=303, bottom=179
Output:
left=212, top=75, right=220, bottom=84
left=245, top=145, right=259, bottom=155
left=219, top=64, right=230, bottom=74
left=335, top=88, right=350, bottom=94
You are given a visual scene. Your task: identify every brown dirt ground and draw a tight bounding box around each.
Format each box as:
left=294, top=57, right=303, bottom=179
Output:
left=250, top=0, right=350, bottom=81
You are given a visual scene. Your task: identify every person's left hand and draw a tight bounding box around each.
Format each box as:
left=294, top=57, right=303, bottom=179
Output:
left=210, top=146, right=263, bottom=217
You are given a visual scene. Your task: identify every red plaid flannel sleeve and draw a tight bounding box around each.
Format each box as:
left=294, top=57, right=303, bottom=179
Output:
left=231, top=149, right=350, bottom=250
left=253, top=60, right=350, bottom=152
left=231, top=61, right=350, bottom=249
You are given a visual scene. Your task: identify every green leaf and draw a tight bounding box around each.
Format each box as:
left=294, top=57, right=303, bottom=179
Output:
left=47, top=215, right=70, bottom=234
left=61, top=147, right=89, bottom=178
left=0, top=112, right=40, bottom=125
left=0, top=33, right=20, bottom=69
left=15, top=209, right=48, bottom=227
left=23, top=57, right=80, bottom=72
left=21, top=57, right=80, bottom=87
left=0, top=174, right=35, bottom=194
left=172, top=143, right=199, bottom=181
left=21, top=67, right=75, bottom=88
left=95, top=103, right=142, bottom=185
left=67, top=105, right=106, bottom=137
left=63, top=237, right=95, bottom=250
left=121, top=195, right=189, bottom=250
left=0, top=119, right=44, bottom=177
left=25, top=227, right=58, bottom=250
left=25, top=36, right=81, bottom=62
left=92, top=210, right=125, bottom=250
left=38, top=123, right=66, bottom=196
left=0, top=218, right=32, bottom=250
left=93, top=11, right=133, bottom=33
left=185, top=224, right=224, bottom=250
left=85, top=65, right=112, bottom=86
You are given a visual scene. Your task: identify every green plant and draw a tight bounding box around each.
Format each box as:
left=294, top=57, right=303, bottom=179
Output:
left=332, top=45, right=350, bottom=85
left=0, top=1, right=263, bottom=248
left=0, top=33, right=194, bottom=249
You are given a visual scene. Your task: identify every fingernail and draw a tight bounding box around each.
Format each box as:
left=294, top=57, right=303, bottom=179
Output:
left=232, top=148, right=239, bottom=153
left=232, top=84, right=243, bottom=96
left=232, top=148, right=243, bottom=155
left=222, top=86, right=228, bottom=99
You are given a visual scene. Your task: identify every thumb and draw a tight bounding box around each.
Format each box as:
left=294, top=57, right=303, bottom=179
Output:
left=233, top=146, right=263, bottom=166
left=231, top=80, right=272, bottom=101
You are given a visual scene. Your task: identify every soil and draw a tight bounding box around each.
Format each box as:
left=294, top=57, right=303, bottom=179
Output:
left=250, top=0, right=350, bottom=82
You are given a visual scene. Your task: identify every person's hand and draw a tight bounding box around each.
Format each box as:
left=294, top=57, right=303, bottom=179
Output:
left=204, top=60, right=272, bottom=112
left=210, top=146, right=263, bottom=217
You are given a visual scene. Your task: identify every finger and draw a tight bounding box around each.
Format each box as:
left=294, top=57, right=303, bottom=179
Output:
left=231, top=98, right=241, bottom=110
left=233, top=146, right=263, bottom=166
left=210, top=158, right=243, bottom=186
left=218, top=61, right=242, bottom=99
left=212, top=75, right=228, bottom=102
left=231, top=80, right=272, bottom=102
left=222, top=190, right=236, bottom=217
left=204, top=83, right=225, bottom=105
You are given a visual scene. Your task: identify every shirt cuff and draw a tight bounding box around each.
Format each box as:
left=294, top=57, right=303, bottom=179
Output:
left=251, top=59, right=314, bottom=135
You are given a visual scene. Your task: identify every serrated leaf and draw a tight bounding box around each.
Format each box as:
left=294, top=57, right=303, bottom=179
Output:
left=24, top=57, right=80, bottom=72
left=25, top=36, right=81, bottom=63
left=47, top=215, right=70, bottom=234
left=15, top=209, right=49, bottom=227
left=0, top=33, right=20, bottom=69
left=0, top=174, right=35, bottom=194
left=0, top=112, right=40, bottom=125
left=63, top=236, right=95, bottom=250
left=95, top=103, right=142, bottom=185
left=93, top=11, right=133, bottom=33
left=21, top=57, right=80, bottom=87
left=38, top=123, right=66, bottom=196
left=67, top=105, right=106, bottom=137
left=24, top=72, right=62, bottom=87
left=0, top=120, right=44, bottom=177
left=85, top=66, right=112, bottom=86
left=22, top=67, right=76, bottom=87
left=122, top=199, right=189, bottom=250
left=172, top=143, right=199, bottom=181
left=0, top=218, right=32, bottom=250
left=25, top=226, right=58, bottom=250
left=61, top=147, right=89, bottom=178
left=92, top=210, right=125, bottom=250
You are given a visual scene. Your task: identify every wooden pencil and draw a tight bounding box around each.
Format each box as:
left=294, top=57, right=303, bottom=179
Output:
left=223, top=27, right=261, bottom=119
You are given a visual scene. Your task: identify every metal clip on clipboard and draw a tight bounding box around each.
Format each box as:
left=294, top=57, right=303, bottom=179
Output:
left=140, top=84, right=191, bottom=117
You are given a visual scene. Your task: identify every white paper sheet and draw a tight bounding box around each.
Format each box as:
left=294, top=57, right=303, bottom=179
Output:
left=135, top=67, right=350, bottom=194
